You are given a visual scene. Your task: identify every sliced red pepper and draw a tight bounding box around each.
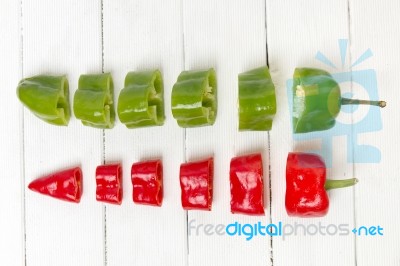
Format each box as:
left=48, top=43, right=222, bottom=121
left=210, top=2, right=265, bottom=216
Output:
left=131, top=160, right=163, bottom=206
left=96, top=163, right=122, bottom=205
left=180, top=158, right=213, bottom=210
left=286, top=152, right=358, bottom=217
left=28, top=167, right=82, bottom=203
left=230, top=154, right=264, bottom=215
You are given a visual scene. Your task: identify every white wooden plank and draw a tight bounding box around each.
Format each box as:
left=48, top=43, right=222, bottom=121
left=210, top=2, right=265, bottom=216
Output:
left=102, top=1, right=187, bottom=265
left=0, top=1, right=24, bottom=265
left=350, top=1, right=400, bottom=265
left=22, top=1, right=104, bottom=265
left=267, top=0, right=356, bottom=265
left=183, top=1, right=272, bottom=265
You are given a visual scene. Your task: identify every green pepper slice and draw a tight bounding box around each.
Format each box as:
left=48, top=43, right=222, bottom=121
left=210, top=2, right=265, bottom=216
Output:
left=117, top=70, right=165, bottom=128
left=171, top=68, right=217, bottom=128
left=238, top=66, right=276, bottom=131
left=17, top=75, right=70, bottom=126
left=73, top=73, right=115, bottom=129
left=292, top=67, right=386, bottom=133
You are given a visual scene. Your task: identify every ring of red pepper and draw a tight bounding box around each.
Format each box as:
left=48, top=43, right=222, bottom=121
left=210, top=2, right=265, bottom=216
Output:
left=180, top=158, right=213, bottom=211
left=131, top=160, right=163, bottom=207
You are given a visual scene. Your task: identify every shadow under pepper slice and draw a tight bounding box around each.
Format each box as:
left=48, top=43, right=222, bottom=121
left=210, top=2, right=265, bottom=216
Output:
left=118, top=70, right=165, bottom=128
left=180, top=158, right=213, bottom=210
left=285, top=152, right=358, bottom=217
left=17, top=75, right=70, bottom=126
left=96, top=163, right=122, bottom=205
left=74, top=73, right=115, bottom=129
left=131, top=160, right=163, bottom=206
left=238, top=66, right=276, bottom=131
left=28, top=167, right=82, bottom=203
left=230, top=153, right=264, bottom=216
left=292, top=67, right=386, bottom=133
left=171, top=69, right=217, bottom=127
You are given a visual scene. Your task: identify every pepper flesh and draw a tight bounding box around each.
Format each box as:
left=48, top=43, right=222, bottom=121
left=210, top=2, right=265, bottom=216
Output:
left=17, top=75, right=70, bottom=126
left=238, top=66, right=276, bottom=131
left=74, top=73, right=115, bottom=129
left=171, top=69, right=217, bottom=127
left=292, top=67, right=386, bottom=133
left=28, top=167, right=82, bottom=203
left=286, top=152, right=358, bottom=217
left=180, top=158, right=213, bottom=210
left=118, top=70, right=165, bottom=128
left=96, top=163, right=122, bottom=205
left=230, top=153, right=264, bottom=215
left=131, top=160, right=163, bottom=206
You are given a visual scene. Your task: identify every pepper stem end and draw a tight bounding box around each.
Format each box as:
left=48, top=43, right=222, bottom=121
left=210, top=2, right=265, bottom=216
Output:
left=325, top=178, right=358, bottom=190
left=341, top=98, right=386, bottom=108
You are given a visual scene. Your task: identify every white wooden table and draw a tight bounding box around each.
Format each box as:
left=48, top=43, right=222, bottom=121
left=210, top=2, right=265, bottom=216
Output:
left=1, top=1, right=399, bottom=265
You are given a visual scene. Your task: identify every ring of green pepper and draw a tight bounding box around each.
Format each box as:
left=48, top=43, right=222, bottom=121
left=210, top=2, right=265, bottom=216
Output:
left=238, top=66, right=276, bottom=131
left=117, top=70, right=165, bottom=128
left=73, top=73, right=115, bottom=129
left=171, top=68, right=217, bottom=128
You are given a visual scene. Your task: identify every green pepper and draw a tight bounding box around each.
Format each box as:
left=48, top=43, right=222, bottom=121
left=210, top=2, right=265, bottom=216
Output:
left=171, top=68, right=217, bottom=127
left=292, top=67, right=386, bottom=133
left=238, top=66, right=276, bottom=131
left=17, top=75, right=70, bottom=126
left=117, top=70, right=165, bottom=128
left=73, top=73, right=115, bottom=129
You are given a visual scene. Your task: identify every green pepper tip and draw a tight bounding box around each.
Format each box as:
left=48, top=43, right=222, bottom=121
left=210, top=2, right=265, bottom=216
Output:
left=17, top=75, right=71, bottom=126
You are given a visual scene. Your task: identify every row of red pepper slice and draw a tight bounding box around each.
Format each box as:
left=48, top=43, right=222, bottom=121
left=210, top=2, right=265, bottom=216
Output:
left=28, top=152, right=356, bottom=217
left=28, top=154, right=264, bottom=215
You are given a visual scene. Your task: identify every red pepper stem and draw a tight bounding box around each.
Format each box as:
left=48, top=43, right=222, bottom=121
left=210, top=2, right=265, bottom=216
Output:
left=341, top=98, right=386, bottom=108
left=324, top=178, right=358, bottom=191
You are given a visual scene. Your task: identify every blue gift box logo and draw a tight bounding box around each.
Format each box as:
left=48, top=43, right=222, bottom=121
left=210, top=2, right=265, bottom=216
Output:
left=286, top=39, right=383, bottom=166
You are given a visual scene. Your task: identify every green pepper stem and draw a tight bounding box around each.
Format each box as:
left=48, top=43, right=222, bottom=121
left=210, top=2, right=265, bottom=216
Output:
left=324, top=178, right=358, bottom=190
left=341, top=98, right=386, bottom=108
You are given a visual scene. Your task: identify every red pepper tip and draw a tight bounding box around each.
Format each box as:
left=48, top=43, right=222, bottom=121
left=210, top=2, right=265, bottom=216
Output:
left=28, top=166, right=82, bottom=203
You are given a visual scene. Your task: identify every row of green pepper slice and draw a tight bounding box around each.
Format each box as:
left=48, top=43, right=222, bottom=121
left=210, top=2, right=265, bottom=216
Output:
left=17, top=66, right=385, bottom=132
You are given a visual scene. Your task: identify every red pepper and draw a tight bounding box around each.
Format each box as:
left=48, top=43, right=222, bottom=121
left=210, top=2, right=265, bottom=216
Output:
left=286, top=152, right=358, bottom=217
left=28, top=167, right=82, bottom=203
left=230, top=153, right=264, bottom=215
left=96, top=163, right=122, bottom=205
left=180, top=158, right=213, bottom=210
left=131, top=160, right=163, bottom=206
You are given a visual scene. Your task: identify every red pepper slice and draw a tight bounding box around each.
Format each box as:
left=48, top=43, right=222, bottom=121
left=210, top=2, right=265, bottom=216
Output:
left=28, top=167, right=82, bottom=203
left=180, top=158, right=213, bottom=211
left=286, top=152, right=358, bottom=217
left=230, top=154, right=264, bottom=215
left=131, top=160, right=163, bottom=206
left=96, top=163, right=122, bottom=205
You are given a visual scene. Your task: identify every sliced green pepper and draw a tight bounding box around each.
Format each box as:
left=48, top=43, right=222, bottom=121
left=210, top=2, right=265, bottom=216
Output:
left=171, top=68, right=217, bottom=127
left=117, top=70, right=165, bottom=128
left=73, top=73, right=115, bottom=129
left=292, top=67, right=386, bottom=133
left=17, top=75, right=70, bottom=126
left=238, top=66, right=276, bottom=131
